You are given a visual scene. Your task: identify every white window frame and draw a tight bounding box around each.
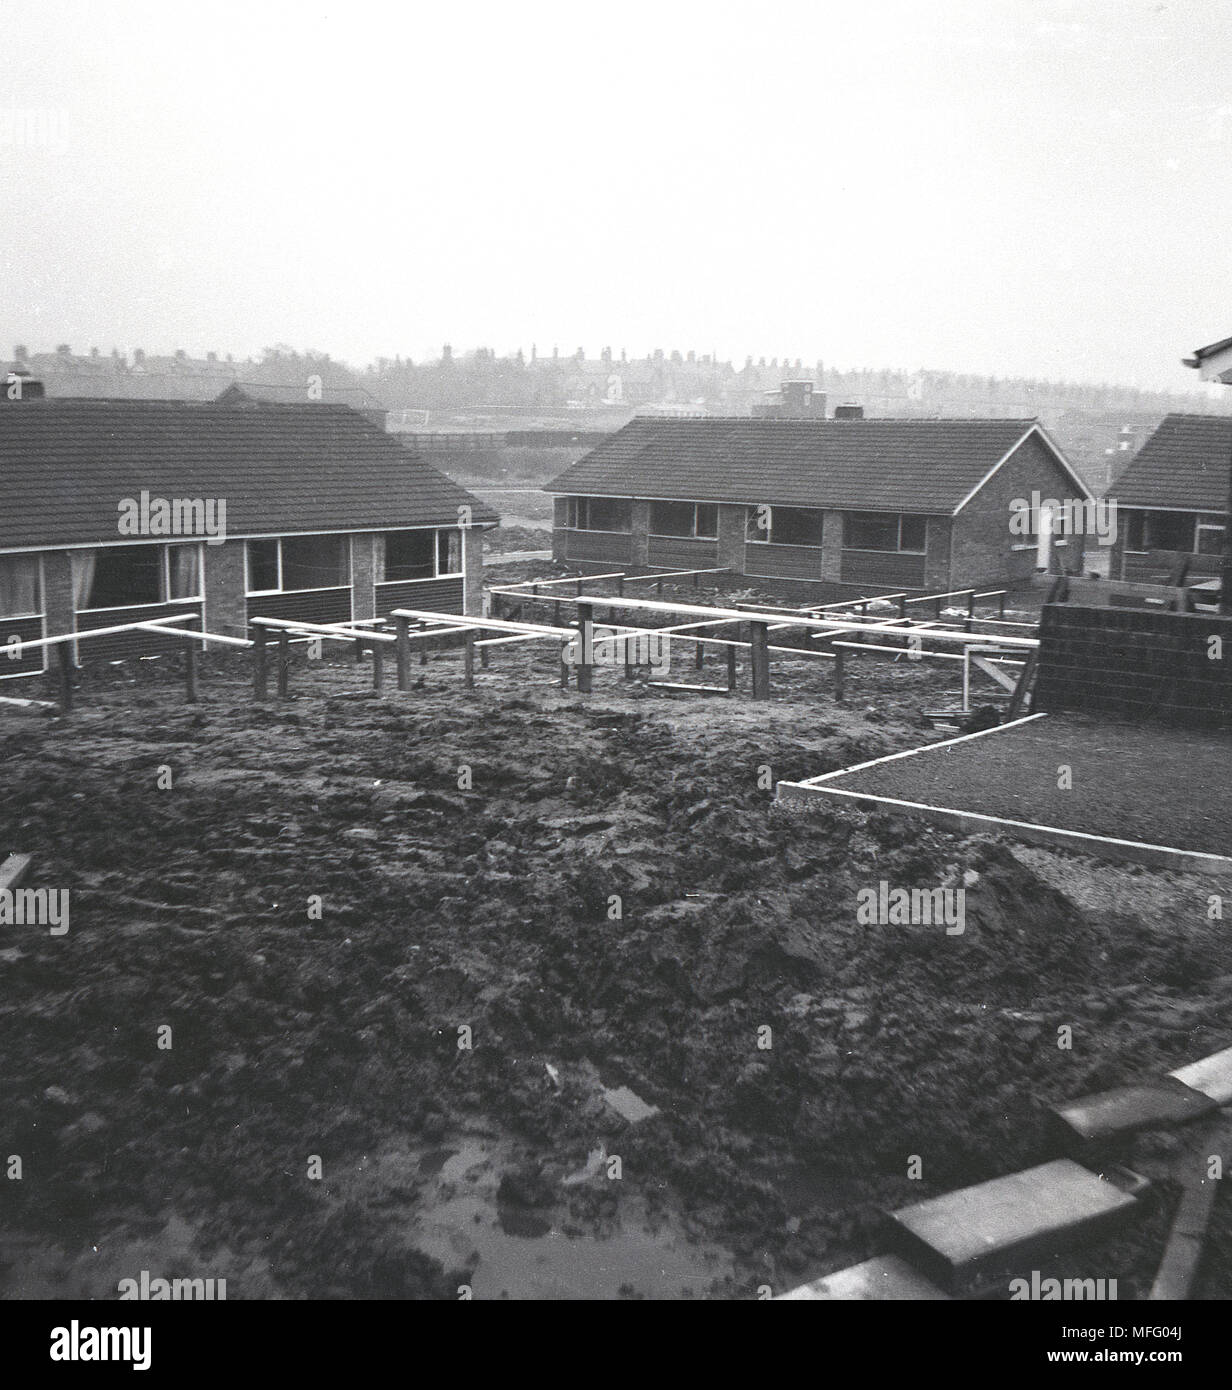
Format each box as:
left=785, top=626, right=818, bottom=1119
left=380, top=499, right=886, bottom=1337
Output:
left=0, top=551, right=46, bottom=620
left=1195, top=516, right=1225, bottom=557
left=378, top=527, right=466, bottom=585
left=841, top=512, right=927, bottom=556
left=649, top=501, right=718, bottom=540
left=245, top=535, right=351, bottom=596
left=79, top=543, right=204, bottom=613
left=747, top=505, right=828, bottom=549
left=565, top=496, right=633, bottom=533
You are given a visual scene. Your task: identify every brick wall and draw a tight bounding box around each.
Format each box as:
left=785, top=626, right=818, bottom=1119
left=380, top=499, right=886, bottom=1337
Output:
left=203, top=541, right=247, bottom=641
left=350, top=533, right=377, bottom=620
left=630, top=500, right=650, bottom=568
left=951, top=432, right=1087, bottom=590
left=463, top=527, right=484, bottom=615
left=716, top=504, right=746, bottom=573
left=1035, top=602, right=1232, bottom=728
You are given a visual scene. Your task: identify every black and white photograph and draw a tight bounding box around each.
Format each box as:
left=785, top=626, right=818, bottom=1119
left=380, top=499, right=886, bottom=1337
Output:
left=1, top=0, right=1229, bottom=1364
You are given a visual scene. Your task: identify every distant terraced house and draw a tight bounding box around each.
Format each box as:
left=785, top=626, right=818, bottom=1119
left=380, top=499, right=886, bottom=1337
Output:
left=545, top=415, right=1092, bottom=592
left=1106, top=412, right=1230, bottom=583
left=0, top=392, right=496, bottom=678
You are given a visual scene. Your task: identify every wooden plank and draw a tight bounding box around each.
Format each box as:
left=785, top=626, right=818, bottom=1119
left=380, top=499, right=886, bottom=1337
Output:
left=646, top=682, right=729, bottom=695
left=1150, top=1179, right=1218, bottom=1301
left=778, top=1255, right=950, bottom=1302
left=888, top=1159, right=1139, bottom=1293
left=3, top=613, right=198, bottom=653
left=487, top=589, right=1039, bottom=649
left=775, top=780, right=1232, bottom=875
left=0, top=853, right=32, bottom=893
left=1053, top=1079, right=1216, bottom=1149
left=1170, top=1045, right=1232, bottom=1106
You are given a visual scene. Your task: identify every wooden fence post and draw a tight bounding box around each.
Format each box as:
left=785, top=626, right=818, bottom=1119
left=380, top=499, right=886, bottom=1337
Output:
left=834, top=646, right=845, bottom=702
left=727, top=642, right=737, bottom=691
left=184, top=638, right=198, bottom=704
left=576, top=601, right=593, bottom=693
left=278, top=631, right=291, bottom=698
left=371, top=639, right=383, bottom=691
left=57, top=642, right=74, bottom=715
left=395, top=616, right=410, bottom=691
left=252, top=625, right=268, bottom=702
left=464, top=631, right=475, bottom=688
left=750, top=620, right=770, bottom=700
left=965, top=590, right=975, bottom=633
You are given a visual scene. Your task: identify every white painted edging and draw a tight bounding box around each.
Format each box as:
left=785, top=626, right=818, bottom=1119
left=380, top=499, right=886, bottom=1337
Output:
left=775, top=781, right=1232, bottom=876
left=795, top=712, right=1049, bottom=787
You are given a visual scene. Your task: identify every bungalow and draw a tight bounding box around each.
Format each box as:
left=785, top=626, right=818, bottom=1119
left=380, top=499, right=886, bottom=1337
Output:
left=1106, top=412, right=1230, bottom=583
left=0, top=397, right=496, bottom=678
left=545, top=416, right=1093, bottom=592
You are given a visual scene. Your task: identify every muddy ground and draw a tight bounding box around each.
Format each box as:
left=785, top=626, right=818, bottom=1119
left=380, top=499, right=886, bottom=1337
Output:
left=2, top=589, right=1230, bottom=1299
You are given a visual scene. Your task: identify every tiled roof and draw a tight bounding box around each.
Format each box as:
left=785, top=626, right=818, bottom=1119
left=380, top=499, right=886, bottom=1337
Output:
left=544, top=417, right=1047, bottom=513
left=1109, top=413, right=1232, bottom=512
left=217, top=381, right=386, bottom=410
left=0, top=399, right=497, bottom=552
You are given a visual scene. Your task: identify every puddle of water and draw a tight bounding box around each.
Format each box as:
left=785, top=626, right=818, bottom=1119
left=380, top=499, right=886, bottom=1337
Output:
left=357, top=1132, right=734, bottom=1299
left=0, top=1212, right=282, bottom=1300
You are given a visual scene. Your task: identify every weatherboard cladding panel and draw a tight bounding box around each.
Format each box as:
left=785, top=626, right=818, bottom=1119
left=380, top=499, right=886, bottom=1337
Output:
left=245, top=588, right=352, bottom=628
left=1110, top=413, right=1232, bottom=511
left=645, top=535, right=719, bottom=568
left=374, top=578, right=464, bottom=616
left=563, top=530, right=633, bottom=563
left=0, top=400, right=498, bottom=553
left=744, top=543, right=824, bottom=580
left=839, top=549, right=928, bottom=588
left=545, top=418, right=1040, bottom=513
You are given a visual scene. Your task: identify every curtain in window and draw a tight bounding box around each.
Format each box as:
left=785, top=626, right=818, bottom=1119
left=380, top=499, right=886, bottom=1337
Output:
left=168, top=545, right=201, bottom=599
left=70, top=551, right=96, bottom=611
left=0, top=555, right=40, bottom=619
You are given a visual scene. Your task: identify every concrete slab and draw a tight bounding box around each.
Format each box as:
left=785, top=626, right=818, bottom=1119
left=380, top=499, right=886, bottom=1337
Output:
left=1053, top=1078, right=1217, bottom=1148
left=777, top=1255, right=951, bottom=1301
left=1170, top=1045, right=1232, bottom=1107
left=887, top=1159, right=1139, bottom=1293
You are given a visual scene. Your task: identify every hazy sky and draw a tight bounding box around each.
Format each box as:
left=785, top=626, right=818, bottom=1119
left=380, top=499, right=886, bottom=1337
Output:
left=2, top=0, right=1230, bottom=389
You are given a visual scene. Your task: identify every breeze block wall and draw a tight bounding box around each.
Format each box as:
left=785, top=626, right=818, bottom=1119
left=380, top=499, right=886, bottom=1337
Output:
left=1035, top=602, right=1232, bottom=729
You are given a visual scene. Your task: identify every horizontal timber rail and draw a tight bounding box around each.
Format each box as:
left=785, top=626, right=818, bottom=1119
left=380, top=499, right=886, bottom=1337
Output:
left=489, top=588, right=1040, bottom=651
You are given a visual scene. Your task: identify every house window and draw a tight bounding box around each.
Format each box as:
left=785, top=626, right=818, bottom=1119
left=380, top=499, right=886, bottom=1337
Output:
left=0, top=554, right=41, bottom=619
left=437, top=528, right=463, bottom=576
left=649, top=501, right=718, bottom=538
left=245, top=535, right=350, bottom=594
left=843, top=512, right=927, bottom=553
left=565, top=497, right=632, bottom=532
left=74, top=543, right=203, bottom=611
left=1196, top=516, right=1225, bottom=556
left=247, top=539, right=281, bottom=593
left=1140, top=512, right=1197, bottom=553
left=380, top=528, right=464, bottom=582
left=746, top=505, right=825, bottom=546
left=1124, top=511, right=1148, bottom=552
